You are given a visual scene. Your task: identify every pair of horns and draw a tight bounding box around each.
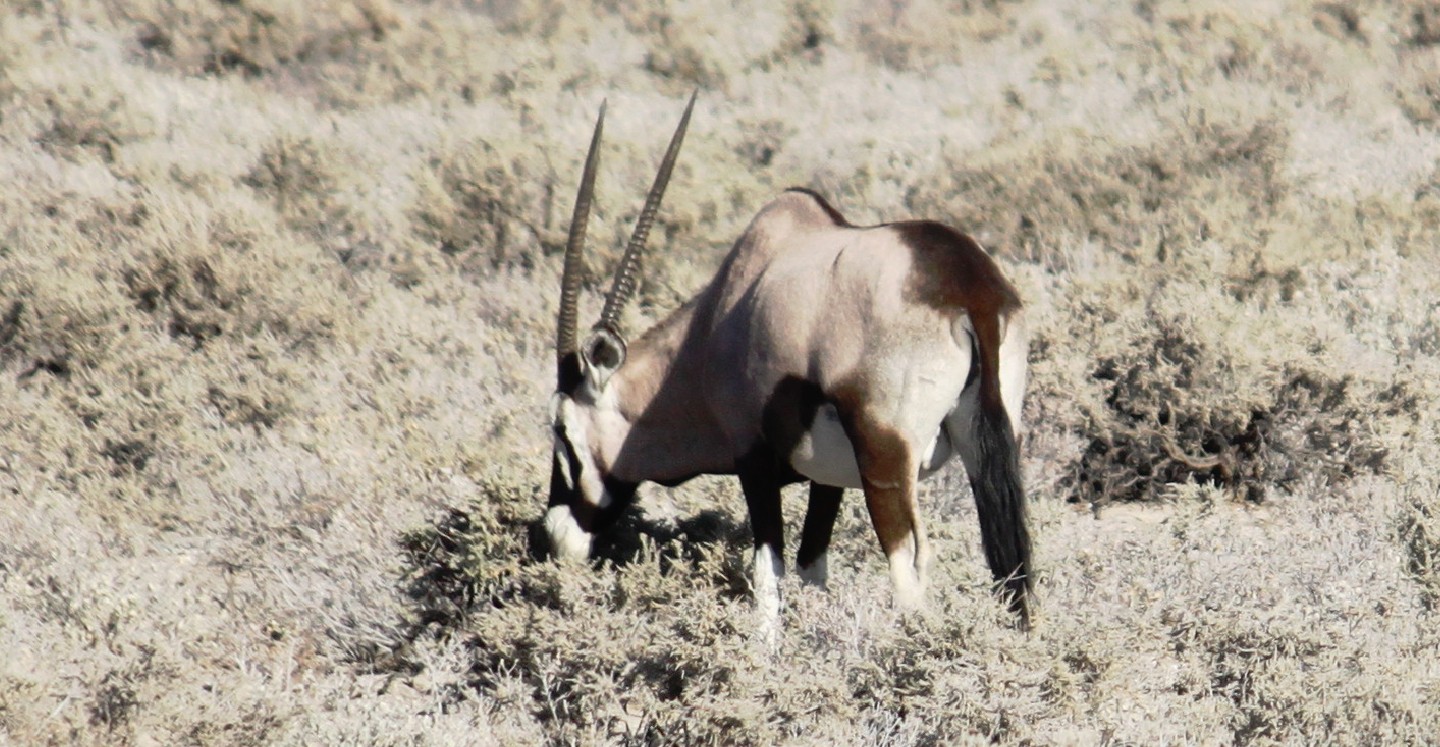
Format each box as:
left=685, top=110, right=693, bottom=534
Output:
left=556, top=92, right=696, bottom=365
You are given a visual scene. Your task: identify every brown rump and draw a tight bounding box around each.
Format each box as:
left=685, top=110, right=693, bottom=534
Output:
left=896, top=221, right=1020, bottom=316
left=896, top=221, right=1019, bottom=412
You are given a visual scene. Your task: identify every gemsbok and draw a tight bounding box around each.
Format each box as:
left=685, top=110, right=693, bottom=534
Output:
left=543, top=93, right=1033, bottom=630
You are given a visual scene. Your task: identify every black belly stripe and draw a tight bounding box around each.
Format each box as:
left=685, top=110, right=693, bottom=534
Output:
left=756, top=375, right=829, bottom=480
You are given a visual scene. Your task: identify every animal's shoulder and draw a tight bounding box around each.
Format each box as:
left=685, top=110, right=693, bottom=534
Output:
left=746, top=188, right=850, bottom=238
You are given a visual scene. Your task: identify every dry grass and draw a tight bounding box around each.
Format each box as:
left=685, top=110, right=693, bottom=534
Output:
left=2, top=0, right=1439, bottom=744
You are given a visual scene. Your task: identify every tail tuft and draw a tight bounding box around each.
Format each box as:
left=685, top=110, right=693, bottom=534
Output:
left=968, top=398, right=1032, bottom=626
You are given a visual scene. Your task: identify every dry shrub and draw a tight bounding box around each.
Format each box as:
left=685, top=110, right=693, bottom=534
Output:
left=1405, top=2, right=1440, bottom=48
left=396, top=475, right=754, bottom=628
left=1075, top=319, right=1387, bottom=506
left=36, top=89, right=153, bottom=165
left=123, top=253, right=230, bottom=351
left=1271, top=190, right=1440, bottom=262
left=409, top=138, right=558, bottom=274
left=242, top=135, right=353, bottom=247
left=396, top=477, right=790, bottom=743
left=0, top=153, right=337, bottom=507
left=852, top=0, right=1016, bottom=71
left=927, top=115, right=1286, bottom=267
left=1170, top=606, right=1436, bottom=743
left=1395, top=51, right=1440, bottom=125
left=126, top=0, right=399, bottom=82
left=114, top=194, right=341, bottom=352
left=615, top=0, right=830, bottom=89
left=1398, top=473, right=1440, bottom=611
left=0, top=250, right=190, bottom=488
left=0, top=267, right=128, bottom=379
left=398, top=481, right=545, bottom=632
left=1025, top=218, right=1425, bottom=511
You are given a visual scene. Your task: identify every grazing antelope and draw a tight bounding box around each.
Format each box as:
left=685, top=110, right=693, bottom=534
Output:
left=544, top=93, right=1033, bottom=629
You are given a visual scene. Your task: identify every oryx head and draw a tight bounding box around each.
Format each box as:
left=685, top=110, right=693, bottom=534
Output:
left=544, top=94, right=695, bottom=561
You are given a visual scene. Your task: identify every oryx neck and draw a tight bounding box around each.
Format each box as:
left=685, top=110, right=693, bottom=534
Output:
left=607, top=296, right=702, bottom=421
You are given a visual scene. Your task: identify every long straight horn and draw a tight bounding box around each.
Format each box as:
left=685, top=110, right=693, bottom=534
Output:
left=596, top=91, right=696, bottom=334
left=557, top=101, right=606, bottom=367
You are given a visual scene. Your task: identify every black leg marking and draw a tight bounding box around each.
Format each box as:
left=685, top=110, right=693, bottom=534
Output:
left=798, top=482, right=842, bottom=571
left=736, top=450, right=787, bottom=555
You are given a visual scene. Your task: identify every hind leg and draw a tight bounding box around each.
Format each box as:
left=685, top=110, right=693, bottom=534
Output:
left=797, top=482, right=843, bottom=587
left=842, top=411, right=928, bottom=610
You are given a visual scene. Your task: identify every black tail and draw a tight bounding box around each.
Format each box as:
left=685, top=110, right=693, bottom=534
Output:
left=961, top=315, right=1032, bottom=626
left=969, top=396, right=1032, bottom=626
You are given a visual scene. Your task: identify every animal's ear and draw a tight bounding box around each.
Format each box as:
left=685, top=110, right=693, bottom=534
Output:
left=580, top=327, right=626, bottom=390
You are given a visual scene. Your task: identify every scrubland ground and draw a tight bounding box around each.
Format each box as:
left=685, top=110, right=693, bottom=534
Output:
left=3, top=0, right=1440, bottom=744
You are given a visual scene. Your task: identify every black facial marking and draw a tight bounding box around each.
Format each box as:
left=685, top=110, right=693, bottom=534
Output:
left=547, top=417, right=638, bottom=537
left=557, top=351, right=584, bottom=394
left=548, top=452, right=575, bottom=510
left=550, top=424, right=585, bottom=499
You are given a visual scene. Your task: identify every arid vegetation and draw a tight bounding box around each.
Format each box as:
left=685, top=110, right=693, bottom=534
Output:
left=2, top=0, right=1438, bottom=744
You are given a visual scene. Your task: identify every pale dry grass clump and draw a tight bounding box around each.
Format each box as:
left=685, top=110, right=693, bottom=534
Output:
left=2, top=0, right=1439, bottom=744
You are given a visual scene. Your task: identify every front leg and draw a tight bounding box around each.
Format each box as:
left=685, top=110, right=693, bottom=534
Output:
left=736, top=451, right=788, bottom=639
left=798, top=482, right=843, bottom=587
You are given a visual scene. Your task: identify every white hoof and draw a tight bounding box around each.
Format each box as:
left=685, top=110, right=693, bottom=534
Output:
left=797, top=552, right=828, bottom=588
left=543, top=505, right=593, bottom=561
left=752, top=545, right=784, bottom=644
